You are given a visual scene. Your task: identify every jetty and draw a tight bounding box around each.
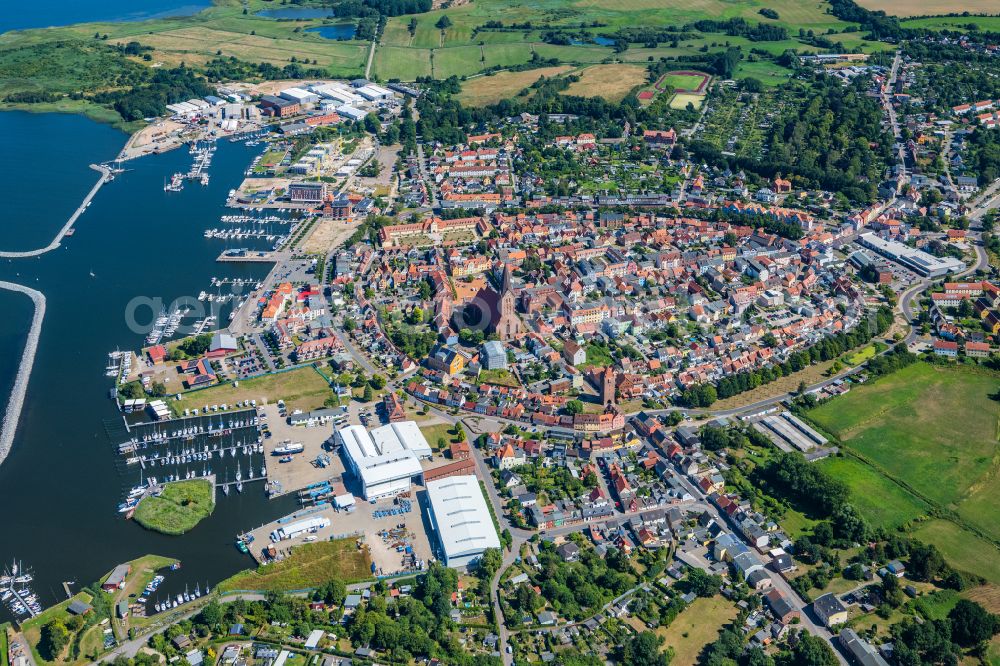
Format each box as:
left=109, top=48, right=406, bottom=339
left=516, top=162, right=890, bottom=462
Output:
left=216, top=250, right=284, bottom=263
left=0, top=283, right=44, bottom=469
left=0, top=164, right=111, bottom=258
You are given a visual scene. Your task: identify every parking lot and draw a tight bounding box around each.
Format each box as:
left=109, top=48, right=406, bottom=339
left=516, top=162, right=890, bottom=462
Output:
left=243, top=484, right=435, bottom=575
left=261, top=403, right=341, bottom=496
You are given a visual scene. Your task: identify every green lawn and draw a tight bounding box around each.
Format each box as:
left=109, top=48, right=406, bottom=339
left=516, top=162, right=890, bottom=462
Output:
left=657, top=73, right=706, bottom=91
left=479, top=368, right=520, bottom=387
left=809, top=363, right=1000, bottom=524
left=911, top=520, right=1000, bottom=585
left=133, top=479, right=215, bottom=536
left=1, top=623, right=9, bottom=666
left=218, top=538, right=372, bottom=592
left=817, top=455, right=930, bottom=529
left=420, top=422, right=463, bottom=450
left=581, top=343, right=614, bottom=368
left=809, top=363, right=1000, bottom=583
left=655, top=596, right=737, bottom=664
left=176, top=365, right=332, bottom=413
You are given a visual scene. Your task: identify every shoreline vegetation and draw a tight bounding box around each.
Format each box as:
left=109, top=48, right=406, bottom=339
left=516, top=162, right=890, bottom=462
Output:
left=133, top=478, right=216, bottom=535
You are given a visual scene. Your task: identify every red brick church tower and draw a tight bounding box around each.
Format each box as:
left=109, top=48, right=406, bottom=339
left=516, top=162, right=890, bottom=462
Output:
left=601, top=367, right=617, bottom=407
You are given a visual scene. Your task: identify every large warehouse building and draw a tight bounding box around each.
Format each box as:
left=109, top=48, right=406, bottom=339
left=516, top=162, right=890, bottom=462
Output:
left=425, top=474, right=501, bottom=569
left=857, top=233, right=965, bottom=277
left=335, top=421, right=430, bottom=500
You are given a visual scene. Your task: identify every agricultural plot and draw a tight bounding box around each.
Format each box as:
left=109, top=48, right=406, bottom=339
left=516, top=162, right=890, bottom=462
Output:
left=432, top=45, right=488, bottom=78
left=902, top=15, right=1000, bottom=32
left=457, top=66, right=573, bottom=106
left=809, top=363, right=1000, bottom=582
left=856, top=0, right=1000, bottom=16
left=372, top=46, right=433, bottom=80
left=562, top=64, right=648, bottom=101
left=817, top=455, right=930, bottom=529
left=808, top=364, right=999, bottom=518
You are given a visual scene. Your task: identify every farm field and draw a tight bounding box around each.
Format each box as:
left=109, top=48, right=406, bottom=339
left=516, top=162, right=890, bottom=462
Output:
left=218, top=538, right=372, bottom=591
left=655, top=596, right=738, bottom=664
left=902, top=15, right=1000, bottom=32
left=808, top=363, right=1000, bottom=525
left=855, top=0, right=1000, bottom=16
left=176, top=365, right=332, bottom=413
left=562, top=64, right=648, bottom=101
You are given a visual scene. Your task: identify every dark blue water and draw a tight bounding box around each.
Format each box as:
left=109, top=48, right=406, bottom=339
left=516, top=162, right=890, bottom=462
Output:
left=570, top=36, right=616, bottom=46
left=257, top=7, right=334, bottom=19
left=306, top=24, right=356, bottom=40
left=1, top=0, right=211, bottom=33
left=0, top=112, right=296, bottom=621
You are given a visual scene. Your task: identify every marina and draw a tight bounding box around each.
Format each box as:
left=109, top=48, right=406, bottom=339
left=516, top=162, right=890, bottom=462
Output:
left=1, top=561, right=42, bottom=619
left=164, top=143, right=216, bottom=192
left=0, top=112, right=292, bottom=622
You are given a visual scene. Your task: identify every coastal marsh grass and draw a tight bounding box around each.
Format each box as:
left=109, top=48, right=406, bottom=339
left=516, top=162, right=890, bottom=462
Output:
left=133, top=479, right=215, bottom=535
left=218, top=538, right=372, bottom=592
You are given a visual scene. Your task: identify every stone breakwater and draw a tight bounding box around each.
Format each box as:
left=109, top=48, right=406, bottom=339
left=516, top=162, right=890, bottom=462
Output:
left=0, top=164, right=109, bottom=258
left=0, top=282, right=45, bottom=467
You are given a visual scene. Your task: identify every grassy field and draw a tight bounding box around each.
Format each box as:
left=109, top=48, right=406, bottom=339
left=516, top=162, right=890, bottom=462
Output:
left=218, top=538, right=372, bottom=592
left=562, top=64, right=648, bottom=101
left=177, top=365, right=331, bottom=413
left=817, top=455, right=930, bottom=529
left=809, top=364, right=1000, bottom=532
left=457, top=66, right=573, bottom=106
left=669, top=93, right=705, bottom=110
left=133, top=479, right=215, bottom=535
left=656, top=596, right=737, bottom=663
left=902, top=15, right=1000, bottom=32
left=843, top=344, right=877, bottom=365
left=856, top=0, right=1000, bottom=16
left=1, top=623, right=9, bottom=666
left=911, top=520, right=1000, bottom=585
left=21, top=592, right=96, bottom=665
left=479, top=368, right=520, bottom=387
left=656, top=73, right=706, bottom=92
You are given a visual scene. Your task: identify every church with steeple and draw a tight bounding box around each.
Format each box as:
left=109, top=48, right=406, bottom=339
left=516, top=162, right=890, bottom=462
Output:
left=459, top=263, right=524, bottom=341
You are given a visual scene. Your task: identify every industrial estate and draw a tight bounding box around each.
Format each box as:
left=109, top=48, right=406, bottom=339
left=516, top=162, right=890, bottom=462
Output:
left=2, top=0, right=1000, bottom=665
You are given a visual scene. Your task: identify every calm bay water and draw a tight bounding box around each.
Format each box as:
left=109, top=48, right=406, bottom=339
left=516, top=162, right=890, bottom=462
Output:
left=0, top=112, right=296, bottom=621
left=1, top=1, right=212, bottom=33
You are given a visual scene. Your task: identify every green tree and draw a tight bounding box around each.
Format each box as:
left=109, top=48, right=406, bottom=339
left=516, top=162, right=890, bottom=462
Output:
left=565, top=399, right=584, bottom=415
left=777, top=632, right=838, bottom=666
left=479, top=547, right=502, bottom=579
left=950, top=599, right=1000, bottom=647
left=39, top=620, right=71, bottom=660
left=435, top=15, right=452, bottom=29
left=619, top=631, right=671, bottom=666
